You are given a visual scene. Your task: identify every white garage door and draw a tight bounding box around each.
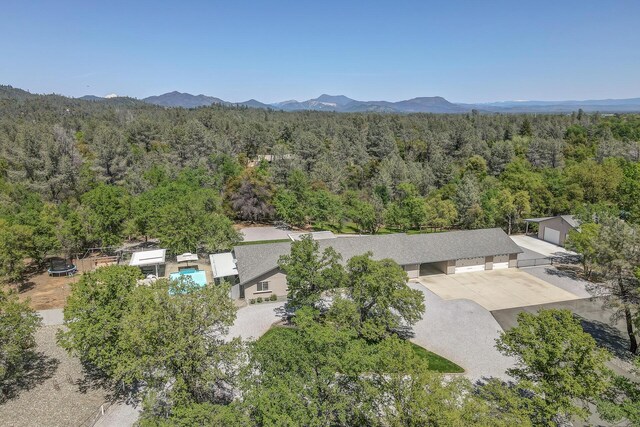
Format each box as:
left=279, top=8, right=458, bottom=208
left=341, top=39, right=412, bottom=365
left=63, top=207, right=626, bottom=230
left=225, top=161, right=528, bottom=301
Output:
left=493, top=262, right=509, bottom=269
left=543, top=227, right=561, bottom=245
left=454, top=257, right=485, bottom=274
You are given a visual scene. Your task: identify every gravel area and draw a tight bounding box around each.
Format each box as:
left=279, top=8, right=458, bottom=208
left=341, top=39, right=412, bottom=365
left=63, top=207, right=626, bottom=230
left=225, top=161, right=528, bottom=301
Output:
left=38, top=308, right=64, bottom=326
left=0, top=325, right=108, bottom=427
left=408, top=282, right=516, bottom=382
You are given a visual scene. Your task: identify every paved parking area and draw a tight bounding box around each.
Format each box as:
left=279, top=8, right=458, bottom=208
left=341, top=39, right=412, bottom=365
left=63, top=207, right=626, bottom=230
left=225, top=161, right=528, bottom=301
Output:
left=409, top=283, right=516, bottom=381
left=227, top=300, right=286, bottom=340
left=239, top=226, right=292, bottom=242
left=417, top=269, right=582, bottom=311
left=510, top=234, right=575, bottom=257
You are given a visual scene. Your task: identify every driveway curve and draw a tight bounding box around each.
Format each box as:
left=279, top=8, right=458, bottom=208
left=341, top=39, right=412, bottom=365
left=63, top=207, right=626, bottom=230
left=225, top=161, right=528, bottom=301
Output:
left=227, top=301, right=286, bottom=341
left=409, top=282, right=515, bottom=382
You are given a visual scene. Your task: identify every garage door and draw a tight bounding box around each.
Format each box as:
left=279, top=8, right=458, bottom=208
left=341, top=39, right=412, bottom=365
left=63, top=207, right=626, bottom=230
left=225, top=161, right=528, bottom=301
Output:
left=455, top=257, right=485, bottom=274
left=543, top=227, right=561, bottom=245
left=493, top=254, right=509, bottom=269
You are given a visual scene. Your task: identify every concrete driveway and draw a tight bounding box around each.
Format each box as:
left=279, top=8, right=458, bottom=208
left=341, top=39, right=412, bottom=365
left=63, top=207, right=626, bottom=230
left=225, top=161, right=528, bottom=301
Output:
left=227, top=300, right=286, bottom=340
left=510, top=234, right=576, bottom=257
left=409, top=283, right=515, bottom=381
left=417, top=269, right=582, bottom=311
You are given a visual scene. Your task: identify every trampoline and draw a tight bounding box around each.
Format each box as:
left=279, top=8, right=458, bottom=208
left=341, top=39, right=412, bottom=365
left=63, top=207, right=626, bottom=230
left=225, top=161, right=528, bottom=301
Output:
left=48, top=263, right=77, bottom=277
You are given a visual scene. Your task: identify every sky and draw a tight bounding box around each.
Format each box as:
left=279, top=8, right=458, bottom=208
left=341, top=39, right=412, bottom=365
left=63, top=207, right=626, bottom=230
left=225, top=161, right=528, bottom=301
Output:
left=1, top=0, right=639, bottom=103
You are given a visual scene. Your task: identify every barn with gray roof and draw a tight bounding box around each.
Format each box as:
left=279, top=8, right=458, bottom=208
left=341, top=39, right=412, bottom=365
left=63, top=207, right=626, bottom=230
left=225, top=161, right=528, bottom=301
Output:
left=229, top=228, right=522, bottom=300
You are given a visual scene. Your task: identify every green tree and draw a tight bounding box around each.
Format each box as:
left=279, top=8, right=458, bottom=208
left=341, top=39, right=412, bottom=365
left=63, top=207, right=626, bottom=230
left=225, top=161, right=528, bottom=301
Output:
left=597, top=357, right=640, bottom=426
left=519, top=118, right=533, bottom=137
left=0, top=220, right=32, bottom=283
left=340, top=253, right=424, bottom=340
left=154, top=200, right=240, bottom=254
left=590, top=217, right=640, bottom=354
left=565, top=222, right=600, bottom=279
left=310, top=189, right=344, bottom=231
left=116, top=278, right=240, bottom=413
left=496, top=309, right=612, bottom=424
left=495, top=189, right=531, bottom=235
left=81, top=184, right=129, bottom=247
left=58, top=265, right=142, bottom=379
left=617, top=161, right=640, bottom=223
left=426, top=196, right=458, bottom=231
left=278, top=236, right=345, bottom=309
left=0, top=288, right=42, bottom=401
left=243, top=308, right=364, bottom=426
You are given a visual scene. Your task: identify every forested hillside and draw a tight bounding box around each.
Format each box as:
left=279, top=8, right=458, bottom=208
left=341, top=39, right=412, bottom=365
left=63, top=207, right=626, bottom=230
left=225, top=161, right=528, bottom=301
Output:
left=1, top=85, right=640, bottom=280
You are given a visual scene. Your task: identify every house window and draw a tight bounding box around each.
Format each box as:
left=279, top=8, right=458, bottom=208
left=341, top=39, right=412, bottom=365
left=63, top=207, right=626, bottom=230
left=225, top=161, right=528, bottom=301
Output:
left=257, top=281, right=269, bottom=292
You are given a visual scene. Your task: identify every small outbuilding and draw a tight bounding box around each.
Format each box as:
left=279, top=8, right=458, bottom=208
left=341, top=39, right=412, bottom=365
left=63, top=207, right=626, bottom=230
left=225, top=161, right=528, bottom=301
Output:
left=524, top=215, right=580, bottom=246
left=129, top=249, right=167, bottom=277
left=209, top=253, right=239, bottom=296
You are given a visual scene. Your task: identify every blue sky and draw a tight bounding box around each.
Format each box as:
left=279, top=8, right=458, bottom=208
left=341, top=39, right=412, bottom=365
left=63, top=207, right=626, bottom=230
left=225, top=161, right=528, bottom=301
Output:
left=1, top=0, right=639, bottom=103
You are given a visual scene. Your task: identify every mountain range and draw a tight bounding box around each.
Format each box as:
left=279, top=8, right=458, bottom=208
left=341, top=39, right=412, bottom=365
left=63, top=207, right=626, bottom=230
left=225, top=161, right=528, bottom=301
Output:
left=132, top=92, right=640, bottom=113
left=8, top=85, right=640, bottom=113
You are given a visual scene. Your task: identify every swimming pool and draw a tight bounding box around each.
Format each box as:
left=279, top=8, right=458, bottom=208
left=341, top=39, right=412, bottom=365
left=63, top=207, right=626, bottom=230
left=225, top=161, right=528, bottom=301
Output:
left=169, top=268, right=208, bottom=287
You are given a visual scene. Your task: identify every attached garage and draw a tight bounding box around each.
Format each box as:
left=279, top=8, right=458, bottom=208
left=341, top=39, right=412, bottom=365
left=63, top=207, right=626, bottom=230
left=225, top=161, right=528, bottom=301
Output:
left=455, top=257, right=485, bottom=274
left=492, top=254, right=509, bottom=269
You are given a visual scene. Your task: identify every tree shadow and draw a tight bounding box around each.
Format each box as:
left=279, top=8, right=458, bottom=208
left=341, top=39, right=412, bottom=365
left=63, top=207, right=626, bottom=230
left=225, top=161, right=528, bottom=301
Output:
left=16, top=280, right=36, bottom=293
left=544, top=266, right=580, bottom=280
left=1, top=350, right=60, bottom=403
left=577, top=317, right=635, bottom=362
left=392, top=325, right=415, bottom=340
left=74, top=362, right=113, bottom=395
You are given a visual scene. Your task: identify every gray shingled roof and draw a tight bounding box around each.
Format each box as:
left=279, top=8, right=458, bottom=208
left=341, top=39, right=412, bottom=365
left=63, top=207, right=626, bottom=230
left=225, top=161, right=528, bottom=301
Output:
left=233, top=228, right=522, bottom=285
left=560, top=215, right=580, bottom=228
left=525, top=215, right=580, bottom=228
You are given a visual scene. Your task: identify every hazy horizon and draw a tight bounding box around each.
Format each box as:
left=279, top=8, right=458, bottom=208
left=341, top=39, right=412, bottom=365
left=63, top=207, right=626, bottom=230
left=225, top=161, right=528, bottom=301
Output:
left=2, top=0, right=639, bottom=103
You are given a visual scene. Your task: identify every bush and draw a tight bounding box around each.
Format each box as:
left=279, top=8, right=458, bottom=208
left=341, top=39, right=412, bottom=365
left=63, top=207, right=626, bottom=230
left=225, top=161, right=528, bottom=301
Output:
left=257, top=297, right=263, bottom=303
left=269, top=294, right=277, bottom=301
left=249, top=299, right=256, bottom=304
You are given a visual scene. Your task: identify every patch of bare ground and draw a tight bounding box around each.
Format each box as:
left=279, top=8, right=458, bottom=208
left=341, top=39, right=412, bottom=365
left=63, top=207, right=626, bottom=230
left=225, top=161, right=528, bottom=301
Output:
left=0, top=325, right=109, bottom=427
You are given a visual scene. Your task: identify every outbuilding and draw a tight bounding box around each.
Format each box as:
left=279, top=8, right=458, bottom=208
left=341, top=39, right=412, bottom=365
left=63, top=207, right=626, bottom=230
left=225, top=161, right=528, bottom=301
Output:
left=524, top=215, right=579, bottom=246
left=129, top=249, right=167, bottom=277
left=231, top=228, right=522, bottom=301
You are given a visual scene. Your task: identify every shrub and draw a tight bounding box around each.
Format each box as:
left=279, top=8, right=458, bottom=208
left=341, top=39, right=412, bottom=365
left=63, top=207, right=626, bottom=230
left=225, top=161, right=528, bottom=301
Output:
left=249, top=299, right=256, bottom=305
left=257, top=297, right=263, bottom=303
left=269, top=294, right=277, bottom=301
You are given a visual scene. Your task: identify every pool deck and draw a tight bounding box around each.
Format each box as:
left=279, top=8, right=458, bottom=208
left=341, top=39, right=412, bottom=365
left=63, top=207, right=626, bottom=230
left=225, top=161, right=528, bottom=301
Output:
left=164, top=259, right=214, bottom=284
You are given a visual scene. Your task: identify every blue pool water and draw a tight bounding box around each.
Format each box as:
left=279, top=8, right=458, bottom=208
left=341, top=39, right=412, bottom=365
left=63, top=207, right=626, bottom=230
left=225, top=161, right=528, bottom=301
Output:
left=169, top=269, right=208, bottom=287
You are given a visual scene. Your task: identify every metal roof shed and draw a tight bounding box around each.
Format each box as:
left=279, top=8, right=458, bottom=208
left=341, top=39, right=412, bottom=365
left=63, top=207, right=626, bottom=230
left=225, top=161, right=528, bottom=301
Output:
left=209, top=253, right=238, bottom=279
left=129, top=249, right=166, bottom=277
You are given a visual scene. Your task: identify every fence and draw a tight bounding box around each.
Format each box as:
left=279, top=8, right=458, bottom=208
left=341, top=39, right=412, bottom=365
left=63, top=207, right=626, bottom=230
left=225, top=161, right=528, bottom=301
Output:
left=517, top=254, right=581, bottom=268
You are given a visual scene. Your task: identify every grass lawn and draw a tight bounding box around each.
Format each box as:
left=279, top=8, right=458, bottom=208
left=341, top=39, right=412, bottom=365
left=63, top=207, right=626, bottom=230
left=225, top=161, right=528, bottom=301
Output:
left=409, top=342, right=464, bottom=373
left=258, top=326, right=463, bottom=374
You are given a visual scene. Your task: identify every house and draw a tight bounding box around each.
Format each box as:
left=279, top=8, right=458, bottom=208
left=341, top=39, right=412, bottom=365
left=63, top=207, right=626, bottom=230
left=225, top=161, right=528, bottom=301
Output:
left=231, top=228, right=522, bottom=301
left=524, top=215, right=580, bottom=246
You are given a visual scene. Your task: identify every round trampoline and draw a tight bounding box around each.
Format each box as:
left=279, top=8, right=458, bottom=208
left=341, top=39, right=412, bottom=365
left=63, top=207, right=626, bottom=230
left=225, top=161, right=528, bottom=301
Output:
left=47, top=264, right=77, bottom=277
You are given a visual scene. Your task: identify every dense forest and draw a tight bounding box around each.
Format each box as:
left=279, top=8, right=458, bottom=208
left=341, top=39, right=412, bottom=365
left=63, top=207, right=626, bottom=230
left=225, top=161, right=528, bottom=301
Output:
left=1, top=84, right=640, bottom=280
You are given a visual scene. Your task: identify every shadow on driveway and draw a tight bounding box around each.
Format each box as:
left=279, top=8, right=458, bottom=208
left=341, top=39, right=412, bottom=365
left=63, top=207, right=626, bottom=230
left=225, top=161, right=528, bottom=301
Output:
left=491, top=297, right=636, bottom=363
